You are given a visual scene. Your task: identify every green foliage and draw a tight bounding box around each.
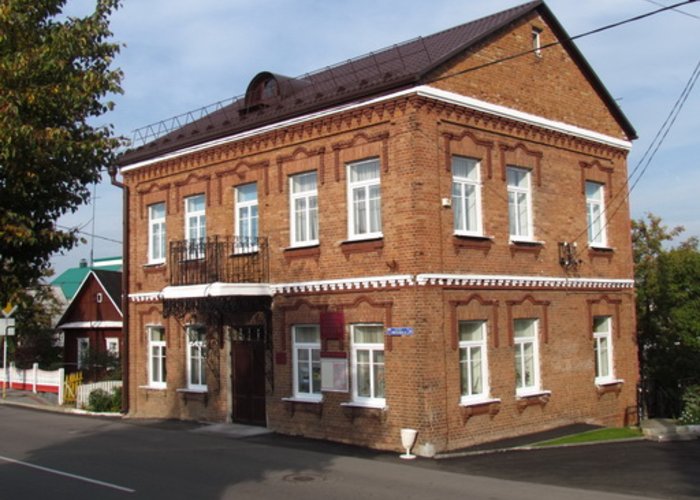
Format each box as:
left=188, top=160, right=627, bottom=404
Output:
left=633, top=213, right=700, bottom=417
left=679, top=385, right=700, bottom=425
left=87, top=386, right=121, bottom=413
left=79, top=346, right=120, bottom=381
left=0, top=0, right=123, bottom=305
left=10, top=278, right=64, bottom=369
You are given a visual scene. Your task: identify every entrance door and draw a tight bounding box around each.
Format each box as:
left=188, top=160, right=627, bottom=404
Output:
left=230, top=326, right=266, bottom=425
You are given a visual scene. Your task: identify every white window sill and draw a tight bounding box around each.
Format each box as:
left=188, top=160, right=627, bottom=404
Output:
left=516, top=389, right=551, bottom=399
left=282, top=396, right=323, bottom=404
left=595, top=378, right=624, bottom=387
left=454, top=232, right=493, bottom=240
left=341, top=401, right=387, bottom=410
left=232, top=248, right=259, bottom=255
left=139, top=385, right=166, bottom=391
left=459, top=397, right=501, bottom=407
left=144, top=261, right=166, bottom=267
left=176, top=387, right=208, bottom=394
left=509, top=238, right=544, bottom=245
left=287, top=242, right=320, bottom=250
left=345, top=234, right=383, bottom=243
left=589, top=244, right=614, bottom=251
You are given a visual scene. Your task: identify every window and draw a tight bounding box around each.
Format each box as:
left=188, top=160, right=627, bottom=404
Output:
left=290, top=172, right=319, bottom=247
left=185, top=194, right=206, bottom=259
left=106, top=337, right=119, bottom=357
left=186, top=326, right=207, bottom=391
left=147, top=326, right=166, bottom=389
left=593, top=316, right=614, bottom=384
left=586, top=181, right=607, bottom=247
left=148, top=202, right=166, bottom=264
left=351, top=324, right=385, bottom=405
left=532, top=28, right=542, bottom=57
left=77, top=337, right=89, bottom=370
left=459, top=321, right=489, bottom=402
left=507, top=167, right=533, bottom=241
left=514, top=319, right=540, bottom=396
left=292, top=325, right=321, bottom=400
left=347, top=159, right=381, bottom=239
left=452, top=156, right=483, bottom=236
left=235, top=183, right=258, bottom=253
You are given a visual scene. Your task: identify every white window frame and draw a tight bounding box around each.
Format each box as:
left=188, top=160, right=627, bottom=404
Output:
left=351, top=323, right=386, bottom=407
left=234, top=183, right=258, bottom=253
left=593, top=316, right=614, bottom=384
left=514, top=318, right=541, bottom=397
left=586, top=181, right=607, bottom=247
left=452, top=156, right=483, bottom=236
left=148, top=202, right=166, bottom=264
left=532, top=28, right=542, bottom=57
left=347, top=158, right=382, bottom=240
left=289, top=172, right=319, bottom=247
left=105, top=337, right=119, bottom=357
left=184, top=194, right=206, bottom=259
left=77, top=337, right=90, bottom=370
left=147, top=326, right=166, bottom=389
left=292, top=325, right=322, bottom=400
left=507, top=166, right=533, bottom=242
left=186, top=325, right=207, bottom=391
left=458, top=320, right=489, bottom=403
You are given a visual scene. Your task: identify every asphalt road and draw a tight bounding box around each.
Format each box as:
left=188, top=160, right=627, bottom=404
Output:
left=0, top=405, right=697, bottom=499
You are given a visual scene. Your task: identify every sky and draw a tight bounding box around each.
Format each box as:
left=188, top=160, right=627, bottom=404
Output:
left=53, top=0, right=700, bottom=277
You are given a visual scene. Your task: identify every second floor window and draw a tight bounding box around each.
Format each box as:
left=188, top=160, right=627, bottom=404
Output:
left=452, top=156, right=483, bottom=236
left=148, top=202, right=166, bottom=264
left=507, top=166, right=533, bottom=241
left=348, top=159, right=381, bottom=240
left=290, top=172, right=318, bottom=246
left=235, top=183, right=258, bottom=252
left=185, top=194, right=206, bottom=258
left=586, top=181, right=606, bottom=247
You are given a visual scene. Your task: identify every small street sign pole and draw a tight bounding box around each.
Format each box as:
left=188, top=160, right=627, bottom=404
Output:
left=1, top=305, right=17, bottom=399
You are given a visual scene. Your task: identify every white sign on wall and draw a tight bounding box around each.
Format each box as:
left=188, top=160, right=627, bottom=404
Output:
left=0, top=318, right=15, bottom=336
left=321, top=357, right=348, bottom=392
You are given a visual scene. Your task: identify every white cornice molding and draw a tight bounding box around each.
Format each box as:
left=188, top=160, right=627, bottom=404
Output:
left=121, top=85, right=631, bottom=173
left=57, top=321, right=123, bottom=329
left=416, top=273, right=634, bottom=289
left=128, top=273, right=633, bottom=302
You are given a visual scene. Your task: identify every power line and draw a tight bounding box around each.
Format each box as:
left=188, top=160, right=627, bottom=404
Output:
left=641, top=0, right=700, bottom=20
left=56, top=225, right=122, bottom=245
left=429, top=0, right=699, bottom=85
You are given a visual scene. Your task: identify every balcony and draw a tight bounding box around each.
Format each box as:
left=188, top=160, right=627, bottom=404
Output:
left=169, top=236, right=269, bottom=287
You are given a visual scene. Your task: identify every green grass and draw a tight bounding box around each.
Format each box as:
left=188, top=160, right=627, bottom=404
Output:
left=532, top=427, right=643, bottom=447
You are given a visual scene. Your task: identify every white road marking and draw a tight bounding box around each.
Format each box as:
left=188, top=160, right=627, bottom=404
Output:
left=0, top=454, right=135, bottom=493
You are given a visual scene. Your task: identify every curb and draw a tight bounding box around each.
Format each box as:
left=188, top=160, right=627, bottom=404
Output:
left=0, top=399, right=121, bottom=418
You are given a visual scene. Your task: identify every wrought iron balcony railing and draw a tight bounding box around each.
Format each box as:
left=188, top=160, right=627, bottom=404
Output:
left=169, top=236, right=269, bottom=286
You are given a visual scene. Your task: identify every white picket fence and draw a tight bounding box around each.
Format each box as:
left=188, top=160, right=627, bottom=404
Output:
left=76, top=380, right=122, bottom=410
left=0, top=363, right=65, bottom=404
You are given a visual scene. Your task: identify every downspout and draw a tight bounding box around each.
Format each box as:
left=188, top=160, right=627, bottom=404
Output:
left=109, top=165, right=129, bottom=414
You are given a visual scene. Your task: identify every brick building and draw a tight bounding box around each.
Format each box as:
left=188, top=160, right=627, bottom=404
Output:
left=116, top=1, right=639, bottom=455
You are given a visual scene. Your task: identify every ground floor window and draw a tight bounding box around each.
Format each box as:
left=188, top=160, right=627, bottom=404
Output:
left=593, top=316, right=614, bottom=384
left=351, top=324, right=385, bottom=406
left=292, top=325, right=321, bottom=400
left=186, top=325, right=207, bottom=391
left=459, top=320, right=489, bottom=402
left=514, top=318, right=540, bottom=396
left=147, top=326, right=166, bottom=389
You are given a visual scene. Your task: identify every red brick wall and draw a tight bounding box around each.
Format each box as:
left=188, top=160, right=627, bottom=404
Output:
left=122, top=16, right=637, bottom=453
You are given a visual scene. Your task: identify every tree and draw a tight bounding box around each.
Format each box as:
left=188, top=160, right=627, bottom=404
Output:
left=0, top=0, right=123, bottom=305
left=633, top=213, right=700, bottom=417
left=10, top=278, right=64, bottom=369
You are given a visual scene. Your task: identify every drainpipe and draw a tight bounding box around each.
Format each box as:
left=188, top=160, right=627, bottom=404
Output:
left=108, top=165, right=129, bottom=414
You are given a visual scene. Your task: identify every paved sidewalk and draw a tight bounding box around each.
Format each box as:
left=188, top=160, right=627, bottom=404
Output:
left=0, top=387, right=61, bottom=409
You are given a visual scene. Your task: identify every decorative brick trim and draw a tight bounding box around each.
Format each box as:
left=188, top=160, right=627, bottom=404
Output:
left=460, top=399, right=501, bottom=424
left=516, top=391, right=551, bottom=412
left=449, top=295, right=500, bottom=349
left=580, top=159, right=614, bottom=197
left=506, top=295, right=551, bottom=344
left=284, top=245, right=321, bottom=261
left=340, top=238, right=384, bottom=257
left=441, top=129, right=495, bottom=179
left=499, top=142, right=543, bottom=186
left=587, top=295, right=623, bottom=339
left=331, top=131, right=390, bottom=182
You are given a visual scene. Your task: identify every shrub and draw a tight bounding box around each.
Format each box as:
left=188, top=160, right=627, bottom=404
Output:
left=678, top=385, right=700, bottom=425
left=87, top=387, right=122, bottom=413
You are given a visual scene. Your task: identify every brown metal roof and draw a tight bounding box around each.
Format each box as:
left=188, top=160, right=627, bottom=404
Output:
left=118, top=0, right=635, bottom=166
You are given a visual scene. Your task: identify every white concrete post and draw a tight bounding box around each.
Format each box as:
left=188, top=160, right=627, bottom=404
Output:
left=32, top=363, right=38, bottom=393
left=58, top=368, right=65, bottom=405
